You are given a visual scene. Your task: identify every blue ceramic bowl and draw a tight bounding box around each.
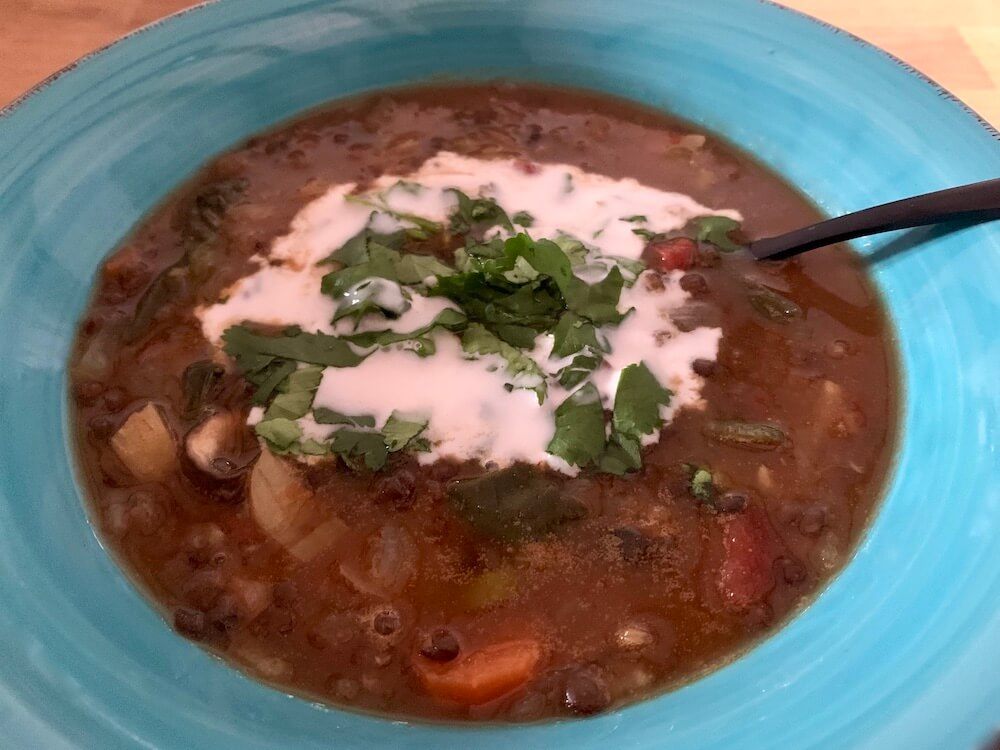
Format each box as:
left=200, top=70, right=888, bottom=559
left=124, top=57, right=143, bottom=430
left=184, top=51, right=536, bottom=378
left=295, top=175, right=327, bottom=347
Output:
left=1, top=1, right=998, bottom=748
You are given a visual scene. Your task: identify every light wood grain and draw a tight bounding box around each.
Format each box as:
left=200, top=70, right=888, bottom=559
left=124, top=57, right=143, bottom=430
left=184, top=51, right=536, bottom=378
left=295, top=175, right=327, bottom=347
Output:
left=1, top=0, right=998, bottom=126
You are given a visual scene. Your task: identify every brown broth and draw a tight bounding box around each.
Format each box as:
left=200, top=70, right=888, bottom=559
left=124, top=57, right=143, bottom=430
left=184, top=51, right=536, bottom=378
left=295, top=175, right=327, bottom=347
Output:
left=69, top=82, right=898, bottom=722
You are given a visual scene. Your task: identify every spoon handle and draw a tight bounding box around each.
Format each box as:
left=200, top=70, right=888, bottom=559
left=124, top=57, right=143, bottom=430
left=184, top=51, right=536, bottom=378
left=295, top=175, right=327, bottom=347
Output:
left=748, top=177, right=1000, bottom=260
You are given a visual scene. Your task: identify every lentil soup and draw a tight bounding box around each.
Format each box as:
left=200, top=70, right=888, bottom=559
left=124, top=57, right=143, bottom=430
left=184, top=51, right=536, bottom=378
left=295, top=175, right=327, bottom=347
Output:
left=69, top=83, right=898, bottom=722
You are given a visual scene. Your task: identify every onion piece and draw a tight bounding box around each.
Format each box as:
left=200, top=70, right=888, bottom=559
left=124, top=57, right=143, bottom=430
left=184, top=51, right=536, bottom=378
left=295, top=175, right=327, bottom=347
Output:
left=110, top=403, right=177, bottom=482
left=249, top=449, right=347, bottom=561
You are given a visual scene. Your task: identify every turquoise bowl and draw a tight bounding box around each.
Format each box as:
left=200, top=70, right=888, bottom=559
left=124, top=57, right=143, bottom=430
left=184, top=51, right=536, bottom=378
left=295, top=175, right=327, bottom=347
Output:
left=1, top=1, right=998, bottom=747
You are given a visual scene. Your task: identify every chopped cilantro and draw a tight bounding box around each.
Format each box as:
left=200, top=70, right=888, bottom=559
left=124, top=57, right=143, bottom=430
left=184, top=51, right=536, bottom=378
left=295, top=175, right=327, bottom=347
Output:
left=593, top=362, right=672, bottom=475
left=447, top=189, right=514, bottom=235
left=601, top=255, right=646, bottom=278
left=382, top=412, right=429, bottom=452
left=461, top=324, right=547, bottom=403
left=612, top=362, right=672, bottom=439
left=321, top=226, right=406, bottom=267
left=391, top=179, right=424, bottom=195
left=255, top=418, right=302, bottom=452
left=320, top=242, right=400, bottom=298
left=312, top=408, right=376, bottom=427
left=620, top=214, right=648, bottom=223
left=693, top=215, right=742, bottom=252
left=344, top=193, right=442, bottom=235
left=550, top=312, right=602, bottom=358
left=631, top=227, right=657, bottom=241
left=248, top=359, right=297, bottom=406
left=511, top=210, right=534, bottom=227
left=598, top=431, right=642, bottom=475
left=298, top=438, right=330, bottom=455
left=395, top=253, right=455, bottom=284
left=341, top=308, right=467, bottom=356
left=564, top=266, right=626, bottom=325
left=546, top=384, right=607, bottom=467
left=264, top=365, right=323, bottom=420
left=556, top=353, right=602, bottom=390
left=327, top=429, right=389, bottom=470
left=491, top=324, right=537, bottom=349
left=223, top=325, right=366, bottom=370
left=332, top=278, right=411, bottom=326
left=552, top=234, right=589, bottom=267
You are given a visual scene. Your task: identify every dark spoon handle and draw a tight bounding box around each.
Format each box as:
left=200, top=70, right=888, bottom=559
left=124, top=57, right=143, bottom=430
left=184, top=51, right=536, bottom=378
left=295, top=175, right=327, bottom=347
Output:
left=748, top=177, right=1000, bottom=260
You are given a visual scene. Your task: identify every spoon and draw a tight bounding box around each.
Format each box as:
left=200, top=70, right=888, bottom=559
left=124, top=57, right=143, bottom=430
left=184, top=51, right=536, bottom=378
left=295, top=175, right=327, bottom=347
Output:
left=748, top=177, right=1000, bottom=260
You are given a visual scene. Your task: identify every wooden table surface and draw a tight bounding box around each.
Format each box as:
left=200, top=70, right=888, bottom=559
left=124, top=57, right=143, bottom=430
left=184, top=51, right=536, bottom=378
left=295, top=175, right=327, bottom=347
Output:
left=2, top=0, right=998, bottom=126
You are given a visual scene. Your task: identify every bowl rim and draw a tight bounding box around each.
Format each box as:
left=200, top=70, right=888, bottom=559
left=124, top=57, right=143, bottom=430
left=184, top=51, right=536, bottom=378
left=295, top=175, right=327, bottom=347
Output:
left=2, top=0, right=998, bottom=145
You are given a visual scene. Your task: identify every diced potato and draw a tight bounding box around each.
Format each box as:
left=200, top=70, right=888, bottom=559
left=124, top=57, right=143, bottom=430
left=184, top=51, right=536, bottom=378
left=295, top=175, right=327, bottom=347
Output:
left=229, top=576, right=273, bottom=622
left=249, top=449, right=346, bottom=561
left=110, top=403, right=177, bottom=482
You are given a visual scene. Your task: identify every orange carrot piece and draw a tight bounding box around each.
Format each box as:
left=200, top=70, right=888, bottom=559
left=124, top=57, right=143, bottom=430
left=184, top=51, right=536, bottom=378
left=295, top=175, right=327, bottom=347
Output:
left=414, top=639, right=542, bottom=704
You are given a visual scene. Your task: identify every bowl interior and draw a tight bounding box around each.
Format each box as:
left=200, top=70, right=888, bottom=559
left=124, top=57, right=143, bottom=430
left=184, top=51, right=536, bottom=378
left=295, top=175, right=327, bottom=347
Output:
left=0, top=1, right=998, bottom=749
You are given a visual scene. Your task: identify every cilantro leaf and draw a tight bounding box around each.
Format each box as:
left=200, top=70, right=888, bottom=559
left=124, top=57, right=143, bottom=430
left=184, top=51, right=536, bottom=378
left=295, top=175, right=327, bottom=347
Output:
left=491, top=324, right=537, bottom=349
left=223, top=325, right=366, bottom=369
left=248, top=359, right=297, bottom=405
left=264, top=365, right=323, bottom=420
left=390, top=180, right=424, bottom=195
left=382, top=412, right=429, bottom=452
left=502, top=235, right=575, bottom=294
left=255, top=418, right=302, bottom=452
left=312, top=408, right=376, bottom=427
left=552, top=234, right=590, bottom=267
left=693, top=216, right=742, bottom=252
left=344, top=193, right=442, bottom=235
left=322, top=227, right=406, bottom=266
left=331, top=277, right=412, bottom=326
left=612, top=362, right=672, bottom=438
left=320, top=243, right=400, bottom=298
left=327, top=429, right=389, bottom=470
left=461, top=236, right=506, bottom=261
left=556, top=353, right=602, bottom=390
left=550, top=312, right=602, bottom=358
left=598, top=431, right=642, bottom=475
left=600, top=255, right=646, bottom=279
left=620, top=215, right=648, bottom=223
left=298, top=438, right=330, bottom=455
left=395, top=254, right=455, bottom=284
left=546, top=383, right=607, bottom=467
left=447, top=189, right=514, bottom=236
left=564, top=266, right=626, bottom=325
left=461, top=323, right=547, bottom=403
left=431, top=265, right=563, bottom=333
left=512, top=210, right=534, bottom=227
left=341, top=308, right=467, bottom=355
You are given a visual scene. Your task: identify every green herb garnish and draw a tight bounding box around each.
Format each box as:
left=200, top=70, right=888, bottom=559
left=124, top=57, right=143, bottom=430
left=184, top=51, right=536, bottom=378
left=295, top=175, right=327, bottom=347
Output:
left=693, top=215, right=742, bottom=252
left=546, top=384, right=607, bottom=467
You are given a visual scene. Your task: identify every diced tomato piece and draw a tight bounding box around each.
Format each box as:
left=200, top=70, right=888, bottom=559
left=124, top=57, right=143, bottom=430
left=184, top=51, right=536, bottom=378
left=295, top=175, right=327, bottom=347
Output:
left=644, top=237, right=696, bottom=272
left=413, top=639, right=542, bottom=704
left=717, top=505, right=778, bottom=609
